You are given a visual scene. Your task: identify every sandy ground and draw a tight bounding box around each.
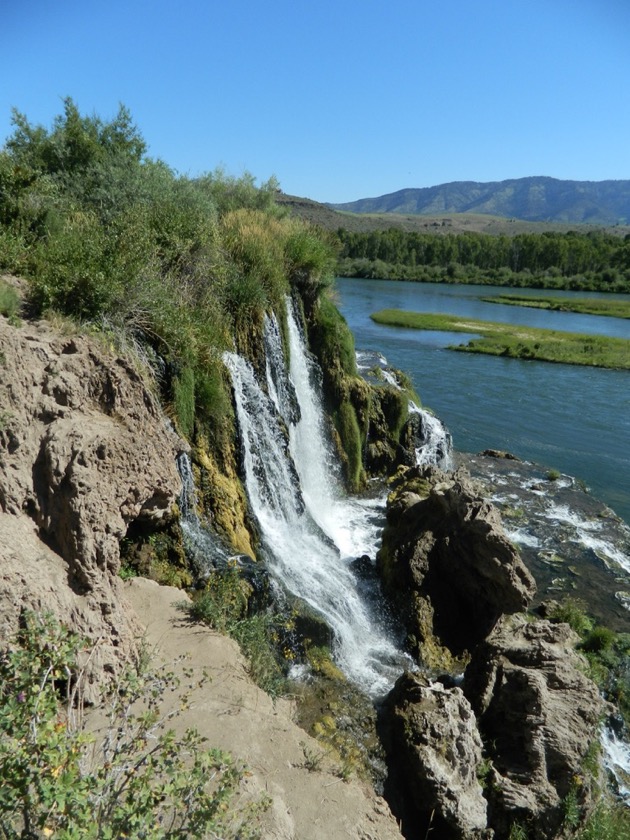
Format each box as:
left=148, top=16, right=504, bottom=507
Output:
left=118, top=578, right=403, bottom=840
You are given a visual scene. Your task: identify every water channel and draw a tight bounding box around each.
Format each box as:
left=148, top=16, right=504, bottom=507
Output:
left=335, top=277, right=630, bottom=526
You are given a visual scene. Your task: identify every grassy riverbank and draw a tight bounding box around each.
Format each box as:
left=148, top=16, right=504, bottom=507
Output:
left=370, top=309, right=630, bottom=370
left=480, top=293, right=630, bottom=319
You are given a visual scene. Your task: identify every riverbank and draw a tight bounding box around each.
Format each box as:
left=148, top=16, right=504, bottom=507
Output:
left=370, top=309, right=630, bottom=369
left=480, top=293, right=630, bottom=319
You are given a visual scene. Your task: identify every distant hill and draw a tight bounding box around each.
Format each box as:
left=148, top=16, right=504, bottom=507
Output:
left=328, top=177, right=630, bottom=225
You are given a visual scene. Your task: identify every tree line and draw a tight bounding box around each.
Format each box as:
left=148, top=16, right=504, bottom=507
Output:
left=336, top=228, right=630, bottom=291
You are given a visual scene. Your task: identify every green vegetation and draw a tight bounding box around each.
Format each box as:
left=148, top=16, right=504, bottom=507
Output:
left=0, top=611, right=268, bottom=839
left=481, top=293, right=630, bottom=318
left=307, top=294, right=368, bottom=489
left=370, top=309, right=630, bottom=370
left=181, top=563, right=292, bottom=698
left=0, top=279, right=19, bottom=322
left=576, top=802, right=630, bottom=839
left=548, top=597, right=630, bottom=726
left=0, top=99, right=336, bottom=459
left=337, top=227, right=630, bottom=292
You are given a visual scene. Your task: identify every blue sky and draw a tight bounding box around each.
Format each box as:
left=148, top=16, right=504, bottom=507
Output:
left=2, top=0, right=629, bottom=203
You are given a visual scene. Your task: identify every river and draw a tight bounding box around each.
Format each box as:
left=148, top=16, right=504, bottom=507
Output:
left=335, top=277, right=630, bottom=526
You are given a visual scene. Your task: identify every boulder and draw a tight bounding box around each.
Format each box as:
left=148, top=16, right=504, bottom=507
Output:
left=464, top=616, right=605, bottom=839
left=377, top=466, right=536, bottom=662
left=0, top=316, right=183, bottom=699
left=379, top=671, right=491, bottom=840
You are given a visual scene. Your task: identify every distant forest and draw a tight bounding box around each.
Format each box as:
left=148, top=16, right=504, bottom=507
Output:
left=337, top=228, right=630, bottom=292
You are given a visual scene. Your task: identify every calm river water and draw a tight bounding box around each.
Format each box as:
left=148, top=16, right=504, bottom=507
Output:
left=335, top=277, right=630, bottom=526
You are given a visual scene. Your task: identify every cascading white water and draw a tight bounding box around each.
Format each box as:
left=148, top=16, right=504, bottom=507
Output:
left=177, top=452, right=231, bottom=571
left=602, top=726, right=630, bottom=803
left=355, top=347, right=453, bottom=471
left=408, top=403, right=453, bottom=470
left=223, top=333, right=412, bottom=696
left=282, top=302, right=384, bottom=557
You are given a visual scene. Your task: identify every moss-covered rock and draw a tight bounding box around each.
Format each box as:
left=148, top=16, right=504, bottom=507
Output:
left=195, top=437, right=256, bottom=558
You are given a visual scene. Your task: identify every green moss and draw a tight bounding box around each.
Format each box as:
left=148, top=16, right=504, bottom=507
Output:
left=334, top=399, right=365, bottom=491
left=309, top=294, right=357, bottom=377
left=172, top=365, right=195, bottom=439
left=376, top=385, right=409, bottom=441
left=194, top=363, right=235, bottom=459
left=195, top=440, right=255, bottom=558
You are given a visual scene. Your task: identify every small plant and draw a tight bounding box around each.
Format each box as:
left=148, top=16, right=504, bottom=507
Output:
left=118, top=563, right=137, bottom=581
left=0, top=610, right=268, bottom=839
left=546, top=468, right=561, bottom=481
left=476, top=757, right=493, bottom=789
left=300, top=741, right=326, bottom=772
left=0, top=410, right=13, bottom=430
left=548, top=597, right=593, bottom=636
left=507, top=824, right=529, bottom=840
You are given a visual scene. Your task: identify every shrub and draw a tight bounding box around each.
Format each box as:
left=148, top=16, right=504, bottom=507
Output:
left=548, top=597, right=593, bottom=636
left=0, top=610, right=268, bottom=839
left=0, top=279, right=19, bottom=320
left=581, top=625, right=616, bottom=654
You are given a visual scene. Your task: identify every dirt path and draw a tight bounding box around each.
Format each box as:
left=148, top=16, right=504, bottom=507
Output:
left=121, top=578, right=403, bottom=840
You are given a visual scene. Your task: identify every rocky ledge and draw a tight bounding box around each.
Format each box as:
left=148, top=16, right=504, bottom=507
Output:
left=377, top=465, right=605, bottom=839
left=377, top=465, right=536, bottom=666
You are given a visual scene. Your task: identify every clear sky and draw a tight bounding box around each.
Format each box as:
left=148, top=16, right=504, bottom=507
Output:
left=2, top=0, right=629, bottom=203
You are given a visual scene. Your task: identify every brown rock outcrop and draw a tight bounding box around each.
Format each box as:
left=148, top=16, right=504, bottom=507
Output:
left=464, top=616, right=604, bottom=839
left=377, top=466, right=536, bottom=663
left=0, top=315, right=183, bottom=698
left=379, top=671, right=491, bottom=840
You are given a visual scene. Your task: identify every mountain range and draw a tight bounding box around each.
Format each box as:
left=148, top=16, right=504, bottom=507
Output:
left=328, top=176, right=630, bottom=225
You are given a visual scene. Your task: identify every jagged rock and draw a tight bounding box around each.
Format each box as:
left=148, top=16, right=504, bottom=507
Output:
left=480, top=449, right=520, bottom=461
left=379, top=671, right=491, bottom=840
left=0, top=316, right=183, bottom=699
left=464, top=615, right=605, bottom=839
left=377, top=466, right=536, bottom=662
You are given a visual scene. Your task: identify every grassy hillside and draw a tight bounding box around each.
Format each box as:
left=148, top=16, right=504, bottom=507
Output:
left=276, top=193, right=630, bottom=237
left=329, top=177, right=630, bottom=226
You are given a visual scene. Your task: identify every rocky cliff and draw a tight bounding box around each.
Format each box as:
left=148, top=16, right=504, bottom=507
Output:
left=0, top=301, right=405, bottom=838
left=0, top=310, right=184, bottom=698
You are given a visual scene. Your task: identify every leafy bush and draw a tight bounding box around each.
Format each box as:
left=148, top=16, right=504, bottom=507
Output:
left=0, top=610, right=268, bottom=839
left=0, top=99, right=338, bottom=471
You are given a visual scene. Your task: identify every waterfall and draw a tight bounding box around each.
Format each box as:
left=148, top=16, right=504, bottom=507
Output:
left=355, top=346, right=453, bottom=470
left=602, top=726, right=630, bottom=803
left=223, top=317, right=413, bottom=696
left=283, top=302, right=381, bottom=557
left=176, top=452, right=232, bottom=572
left=408, top=403, right=453, bottom=470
